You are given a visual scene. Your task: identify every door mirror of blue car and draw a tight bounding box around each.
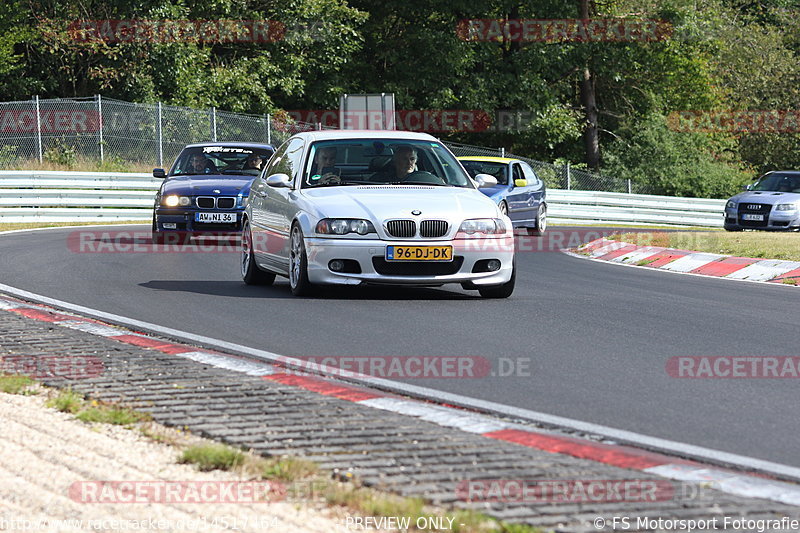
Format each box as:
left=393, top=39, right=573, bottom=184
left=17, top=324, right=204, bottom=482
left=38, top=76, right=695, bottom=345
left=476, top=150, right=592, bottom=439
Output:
left=153, top=168, right=165, bottom=179
left=266, top=173, right=292, bottom=188
left=742, top=183, right=753, bottom=191
left=514, top=178, right=528, bottom=188
left=474, top=173, right=498, bottom=188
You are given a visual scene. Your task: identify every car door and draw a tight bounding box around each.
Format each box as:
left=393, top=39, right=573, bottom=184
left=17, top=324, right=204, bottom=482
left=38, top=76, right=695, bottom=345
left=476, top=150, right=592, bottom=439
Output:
left=260, top=137, right=306, bottom=272
left=505, top=162, right=532, bottom=223
left=249, top=140, right=288, bottom=269
left=520, top=162, right=545, bottom=222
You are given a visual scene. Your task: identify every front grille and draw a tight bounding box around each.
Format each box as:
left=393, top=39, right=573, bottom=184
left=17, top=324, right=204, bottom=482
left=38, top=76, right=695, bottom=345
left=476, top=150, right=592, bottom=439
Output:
left=385, top=220, right=416, bottom=238
left=738, top=203, right=771, bottom=227
left=420, top=220, right=449, bottom=238
left=196, top=197, right=236, bottom=209
left=372, top=257, right=464, bottom=276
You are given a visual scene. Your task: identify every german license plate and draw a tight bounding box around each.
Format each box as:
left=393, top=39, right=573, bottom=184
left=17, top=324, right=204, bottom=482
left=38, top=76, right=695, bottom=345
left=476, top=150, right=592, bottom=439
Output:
left=742, top=214, right=764, bottom=221
left=196, top=212, right=236, bottom=223
left=386, top=245, right=453, bottom=261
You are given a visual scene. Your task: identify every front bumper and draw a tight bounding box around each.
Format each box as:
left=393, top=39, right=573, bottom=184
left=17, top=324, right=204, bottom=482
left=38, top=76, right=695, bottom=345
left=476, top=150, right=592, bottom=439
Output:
left=304, top=236, right=515, bottom=286
left=724, top=208, right=800, bottom=230
left=154, top=208, right=244, bottom=235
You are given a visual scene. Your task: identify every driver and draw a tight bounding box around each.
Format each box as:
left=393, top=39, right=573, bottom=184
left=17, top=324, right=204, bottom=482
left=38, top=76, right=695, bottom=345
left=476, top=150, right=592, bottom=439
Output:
left=370, top=145, right=417, bottom=183
left=309, top=146, right=341, bottom=185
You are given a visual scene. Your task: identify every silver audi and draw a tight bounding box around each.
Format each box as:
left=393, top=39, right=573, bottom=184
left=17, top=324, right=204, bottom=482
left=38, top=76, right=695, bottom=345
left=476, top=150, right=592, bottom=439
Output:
left=240, top=130, right=515, bottom=297
left=724, top=171, right=800, bottom=231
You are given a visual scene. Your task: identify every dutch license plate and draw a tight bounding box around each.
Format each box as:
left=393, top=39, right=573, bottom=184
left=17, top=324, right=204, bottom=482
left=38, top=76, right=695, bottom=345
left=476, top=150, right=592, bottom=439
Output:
left=196, top=212, right=236, bottom=223
left=742, top=214, right=764, bottom=221
left=386, top=245, right=453, bottom=261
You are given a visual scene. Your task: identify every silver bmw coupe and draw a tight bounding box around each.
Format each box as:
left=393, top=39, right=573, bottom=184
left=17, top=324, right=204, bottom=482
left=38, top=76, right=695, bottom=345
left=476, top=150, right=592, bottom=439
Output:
left=240, top=130, right=515, bottom=298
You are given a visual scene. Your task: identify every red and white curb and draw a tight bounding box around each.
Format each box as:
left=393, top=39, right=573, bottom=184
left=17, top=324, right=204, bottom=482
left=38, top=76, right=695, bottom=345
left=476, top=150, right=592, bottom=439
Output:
left=574, top=238, right=800, bottom=285
left=1, top=292, right=800, bottom=507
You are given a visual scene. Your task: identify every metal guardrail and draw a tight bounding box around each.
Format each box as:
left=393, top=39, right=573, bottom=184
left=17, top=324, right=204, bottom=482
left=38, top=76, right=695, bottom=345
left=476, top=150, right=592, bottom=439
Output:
left=0, top=171, right=726, bottom=226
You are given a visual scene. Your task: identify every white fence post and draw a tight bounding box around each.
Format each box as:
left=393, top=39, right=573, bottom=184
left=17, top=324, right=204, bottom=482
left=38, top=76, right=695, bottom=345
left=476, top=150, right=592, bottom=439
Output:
left=210, top=107, right=217, bottom=141
left=566, top=162, right=571, bottom=190
left=34, top=95, right=42, bottom=164
left=96, top=95, right=104, bottom=162
left=157, top=102, right=163, bottom=168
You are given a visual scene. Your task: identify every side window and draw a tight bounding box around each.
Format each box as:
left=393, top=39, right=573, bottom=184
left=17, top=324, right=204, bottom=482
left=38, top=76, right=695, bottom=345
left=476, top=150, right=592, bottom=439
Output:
left=263, top=140, right=290, bottom=179
left=520, top=162, right=539, bottom=185
left=285, top=138, right=305, bottom=181
left=513, top=164, right=524, bottom=182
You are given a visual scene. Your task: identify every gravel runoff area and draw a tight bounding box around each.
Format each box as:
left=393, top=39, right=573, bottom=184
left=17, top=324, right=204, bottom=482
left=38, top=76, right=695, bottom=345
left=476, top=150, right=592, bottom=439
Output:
left=0, top=392, right=382, bottom=533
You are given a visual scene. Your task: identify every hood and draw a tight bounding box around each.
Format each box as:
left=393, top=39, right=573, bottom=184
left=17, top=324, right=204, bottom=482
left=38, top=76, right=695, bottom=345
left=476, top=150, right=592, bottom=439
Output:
left=477, top=184, right=506, bottom=198
left=730, top=190, right=800, bottom=205
left=161, top=175, right=254, bottom=196
left=302, top=185, right=500, bottom=221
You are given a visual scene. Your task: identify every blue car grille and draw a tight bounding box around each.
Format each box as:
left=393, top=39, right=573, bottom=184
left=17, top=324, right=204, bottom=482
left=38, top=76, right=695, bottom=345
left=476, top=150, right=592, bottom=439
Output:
left=196, top=197, right=236, bottom=209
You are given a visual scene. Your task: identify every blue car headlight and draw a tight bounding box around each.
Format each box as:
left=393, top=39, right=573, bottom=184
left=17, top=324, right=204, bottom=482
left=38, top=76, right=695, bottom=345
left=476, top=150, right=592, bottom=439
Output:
left=776, top=203, right=798, bottom=212
left=725, top=200, right=736, bottom=209
left=162, top=195, right=191, bottom=207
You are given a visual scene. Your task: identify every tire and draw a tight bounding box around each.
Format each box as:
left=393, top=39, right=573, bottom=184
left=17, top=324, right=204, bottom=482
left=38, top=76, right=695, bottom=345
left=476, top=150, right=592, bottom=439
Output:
left=478, top=260, right=515, bottom=299
left=151, top=216, right=164, bottom=244
left=289, top=224, right=314, bottom=296
left=498, top=201, right=508, bottom=216
left=528, top=204, right=547, bottom=236
left=241, top=220, right=276, bottom=286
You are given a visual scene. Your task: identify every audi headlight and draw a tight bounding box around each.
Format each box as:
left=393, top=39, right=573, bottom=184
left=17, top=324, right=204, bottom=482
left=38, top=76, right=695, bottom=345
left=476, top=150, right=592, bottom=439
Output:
left=726, top=200, right=737, bottom=209
left=162, top=195, right=191, bottom=207
left=315, top=218, right=376, bottom=236
left=776, top=203, right=798, bottom=211
left=457, top=218, right=506, bottom=236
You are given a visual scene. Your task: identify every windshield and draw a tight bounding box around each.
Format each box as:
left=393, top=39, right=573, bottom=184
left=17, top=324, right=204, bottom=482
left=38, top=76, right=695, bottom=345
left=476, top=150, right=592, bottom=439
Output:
left=302, top=139, right=473, bottom=188
left=170, top=146, right=273, bottom=177
left=460, top=160, right=508, bottom=185
left=752, top=173, right=800, bottom=193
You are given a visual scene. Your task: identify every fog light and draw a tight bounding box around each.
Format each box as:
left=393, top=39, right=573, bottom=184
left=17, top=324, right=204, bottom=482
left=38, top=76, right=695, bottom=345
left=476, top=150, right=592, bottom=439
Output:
left=329, top=259, right=345, bottom=272
left=163, top=223, right=177, bottom=229
left=487, top=259, right=501, bottom=271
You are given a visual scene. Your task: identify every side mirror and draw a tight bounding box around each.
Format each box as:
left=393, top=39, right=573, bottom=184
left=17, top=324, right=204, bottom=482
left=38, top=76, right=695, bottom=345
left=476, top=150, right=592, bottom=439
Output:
left=474, top=173, right=498, bottom=188
left=514, top=178, right=528, bottom=187
left=153, top=168, right=166, bottom=179
left=266, top=173, right=292, bottom=188
left=742, top=184, right=753, bottom=191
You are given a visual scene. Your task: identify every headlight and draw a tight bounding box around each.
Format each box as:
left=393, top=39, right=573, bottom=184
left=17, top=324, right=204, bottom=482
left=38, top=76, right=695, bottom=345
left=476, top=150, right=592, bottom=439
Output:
left=776, top=203, right=798, bottom=211
left=315, top=218, right=376, bottom=236
left=726, top=200, right=737, bottom=209
left=162, top=195, right=191, bottom=207
left=457, top=218, right=507, bottom=236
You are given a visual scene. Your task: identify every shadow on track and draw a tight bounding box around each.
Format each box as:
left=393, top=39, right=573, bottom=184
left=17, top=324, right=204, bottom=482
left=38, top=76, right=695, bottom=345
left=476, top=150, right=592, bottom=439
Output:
left=139, top=280, right=479, bottom=301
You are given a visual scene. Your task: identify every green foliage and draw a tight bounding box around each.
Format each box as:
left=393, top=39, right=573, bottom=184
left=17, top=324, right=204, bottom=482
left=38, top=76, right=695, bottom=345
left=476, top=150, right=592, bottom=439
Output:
left=0, top=0, right=797, bottom=191
left=602, top=114, right=749, bottom=198
left=43, top=141, right=78, bottom=169
left=0, top=374, right=36, bottom=395
left=46, top=388, right=84, bottom=413
left=179, top=443, right=245, bottom=471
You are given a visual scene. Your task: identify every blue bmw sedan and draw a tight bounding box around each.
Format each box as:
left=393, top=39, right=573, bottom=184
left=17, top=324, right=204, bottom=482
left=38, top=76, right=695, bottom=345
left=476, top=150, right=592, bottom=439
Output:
left=152, top=142, right=274, bottom=243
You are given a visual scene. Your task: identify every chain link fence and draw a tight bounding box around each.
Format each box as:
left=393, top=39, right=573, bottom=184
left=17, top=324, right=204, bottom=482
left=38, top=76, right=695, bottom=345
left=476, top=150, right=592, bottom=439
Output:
left=0, top=95, right=645, bottom=193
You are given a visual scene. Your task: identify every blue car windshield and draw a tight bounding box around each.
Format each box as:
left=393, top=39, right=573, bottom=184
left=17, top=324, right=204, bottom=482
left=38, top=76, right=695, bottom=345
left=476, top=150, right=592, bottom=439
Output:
left=752, top=174, right=800, bottom=193
left=460, top=161, right=508, bottom=185
left=302, top=140, right=473, bottom=188
left=171, top=146, right=273, bottom=177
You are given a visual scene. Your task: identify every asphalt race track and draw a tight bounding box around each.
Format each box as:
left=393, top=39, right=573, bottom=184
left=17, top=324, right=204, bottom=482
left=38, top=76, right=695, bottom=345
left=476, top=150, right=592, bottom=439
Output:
left=1, top=225, right=797, bottom=469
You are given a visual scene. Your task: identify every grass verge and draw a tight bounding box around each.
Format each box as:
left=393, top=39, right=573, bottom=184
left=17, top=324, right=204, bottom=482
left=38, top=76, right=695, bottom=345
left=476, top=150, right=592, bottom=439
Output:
left=609, top=230, right=800, bottom=261
left=46, top=388, right=150, bottom=426
left=0, top=373, right=38, bottom=394
left=0, top=221, right=147, bottom=233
